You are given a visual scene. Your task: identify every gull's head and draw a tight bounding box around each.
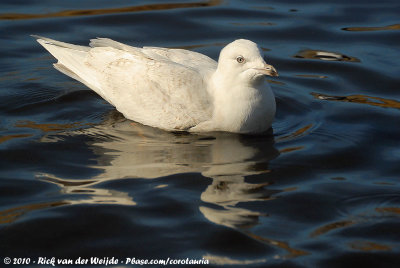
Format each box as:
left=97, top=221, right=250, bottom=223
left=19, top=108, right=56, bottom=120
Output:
left=217, top=39, right=278, bottom=83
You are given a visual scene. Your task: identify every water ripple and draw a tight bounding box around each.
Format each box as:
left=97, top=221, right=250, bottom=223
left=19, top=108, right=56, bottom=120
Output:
left=312, top=92, right=400, bottom=110
left=0, top=0, right=222, bottom=20
left=1, top=0, right=400, bottom=265
left=342, top=24, right=400, bottom=32
left=294, top=49, right=360, bottom=62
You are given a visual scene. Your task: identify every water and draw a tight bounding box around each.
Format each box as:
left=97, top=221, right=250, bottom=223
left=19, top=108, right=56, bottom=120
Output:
left=1, top=0, right=400, bottom=267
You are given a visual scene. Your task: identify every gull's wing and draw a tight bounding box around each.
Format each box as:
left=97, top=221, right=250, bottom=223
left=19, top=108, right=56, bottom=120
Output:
left=142, top=47, right=217, bottom=74
left=85, top=46, right=213, bottom=131
left=90, top=38, right=217, bottom=76
left=34, top=36, right=215, bottom=131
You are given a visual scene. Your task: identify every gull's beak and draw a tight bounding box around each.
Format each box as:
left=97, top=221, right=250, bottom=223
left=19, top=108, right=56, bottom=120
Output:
left=255, top=64, right=279, bottom=77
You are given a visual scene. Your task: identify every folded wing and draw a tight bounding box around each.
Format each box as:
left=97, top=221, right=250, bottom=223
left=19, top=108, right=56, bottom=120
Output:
left=87, top=46, right=213, bottom=130
left=35, top=36, right=215, bottom=131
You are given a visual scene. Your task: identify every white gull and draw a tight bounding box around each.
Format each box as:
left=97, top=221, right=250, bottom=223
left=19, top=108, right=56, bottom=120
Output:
left=33, top=36, right=278, bottom=134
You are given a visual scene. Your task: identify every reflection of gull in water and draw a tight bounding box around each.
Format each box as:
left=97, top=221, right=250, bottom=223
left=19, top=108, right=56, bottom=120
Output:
left=199, top=176, right=278, bottom=229
left=37, top=172, right=136, bottom=206
left=200, top=205, right=262, bottom=229
left=36, top=112, right=308, bottom=259
left=40, top=111, right=279, bottom=227
left=294, top=49, right=360, bottom=62
left=200, top=175, right=278, bottom=229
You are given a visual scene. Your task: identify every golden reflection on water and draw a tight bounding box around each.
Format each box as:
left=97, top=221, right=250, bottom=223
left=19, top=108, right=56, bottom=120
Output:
left=375, top=207, right=400, bottom=215
left=312, top=92, right=400, bottom=109
left=276, top=124, right=313, bottom=142
left=342, top=24, right=400, bottom=32
left=0, top=133, right=32, bottom=144
left=294, top=50, right=360, bottom=62
left=15, top=120, right=88, bottom=132
left=309, top=220, right=357, bottom=238
left=0, top=201, right=68, bottom=224
left=246, top=232, right=309, bottom=259
left=279, top=146, right=304, bottom=154
left=24, top=77, right=42, bottom=82
left=0, top=0, right=222, bottom=20
left=348, top=241, right=392, bottom=251
left=266, top=79, right=285, bottom=85
left=309, top=205, right=400, bottom=243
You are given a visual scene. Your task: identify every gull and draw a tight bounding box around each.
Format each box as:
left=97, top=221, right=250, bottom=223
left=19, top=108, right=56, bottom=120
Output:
left=33, top=35, right=278, bottom=134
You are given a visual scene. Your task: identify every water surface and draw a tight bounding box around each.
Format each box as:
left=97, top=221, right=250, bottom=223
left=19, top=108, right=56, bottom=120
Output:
left=1, top=0, right=400, bottom=267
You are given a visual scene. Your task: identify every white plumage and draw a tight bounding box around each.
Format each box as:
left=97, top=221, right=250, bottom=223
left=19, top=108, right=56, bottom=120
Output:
left=33, top=35, right=278, bottom=134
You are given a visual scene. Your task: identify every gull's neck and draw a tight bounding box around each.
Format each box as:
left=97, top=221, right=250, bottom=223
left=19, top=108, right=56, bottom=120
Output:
left=209, top=70, right=275, bottom=133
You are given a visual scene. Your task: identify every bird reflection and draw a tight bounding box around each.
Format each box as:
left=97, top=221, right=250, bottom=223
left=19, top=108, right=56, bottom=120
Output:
left=39, top=111, right=280, bottom=228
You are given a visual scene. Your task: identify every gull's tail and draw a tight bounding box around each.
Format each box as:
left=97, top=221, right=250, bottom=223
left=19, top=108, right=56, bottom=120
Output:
left=32, top=35, right=104, bottom=100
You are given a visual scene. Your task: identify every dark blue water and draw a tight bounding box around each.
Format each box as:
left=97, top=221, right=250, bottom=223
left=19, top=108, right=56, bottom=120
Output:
left=1, top=0, right=400, bottom=267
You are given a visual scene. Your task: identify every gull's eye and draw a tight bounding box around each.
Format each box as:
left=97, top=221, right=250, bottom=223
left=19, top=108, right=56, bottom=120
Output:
left=236, top=56, right=245, bottom=64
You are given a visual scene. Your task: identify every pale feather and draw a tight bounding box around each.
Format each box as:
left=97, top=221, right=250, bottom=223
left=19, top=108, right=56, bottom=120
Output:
left=34, top=36, right=214, bottom=130
left=33, top=36, right=277, bottom=134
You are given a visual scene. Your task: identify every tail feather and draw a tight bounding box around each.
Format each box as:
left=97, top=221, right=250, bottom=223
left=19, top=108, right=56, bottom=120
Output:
left=32, top=35, right=90, bottom=52
left=53, top=63, right=86, bottom=85
left=33, top=36, right=89, bottom=75
left=32, top=35, right=105, bottom=100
